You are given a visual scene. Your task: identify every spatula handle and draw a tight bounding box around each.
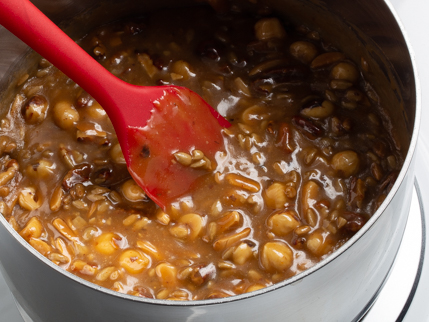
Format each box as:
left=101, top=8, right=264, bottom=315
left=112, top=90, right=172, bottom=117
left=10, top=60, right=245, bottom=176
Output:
left=0, top=0, right=126, bottom=111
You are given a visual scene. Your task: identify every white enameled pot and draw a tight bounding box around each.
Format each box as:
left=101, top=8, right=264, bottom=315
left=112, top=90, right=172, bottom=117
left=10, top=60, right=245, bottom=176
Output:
left=0, top=0, right=420, bottom=321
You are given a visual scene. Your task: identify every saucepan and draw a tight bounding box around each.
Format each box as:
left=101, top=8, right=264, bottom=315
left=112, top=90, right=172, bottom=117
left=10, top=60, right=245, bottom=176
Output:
left=0, top=0, right=420, bottom=321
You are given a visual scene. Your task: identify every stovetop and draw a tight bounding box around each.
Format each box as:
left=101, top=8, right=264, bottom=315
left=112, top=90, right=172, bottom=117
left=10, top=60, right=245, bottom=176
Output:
left=1, top=0, right=428, bottom=321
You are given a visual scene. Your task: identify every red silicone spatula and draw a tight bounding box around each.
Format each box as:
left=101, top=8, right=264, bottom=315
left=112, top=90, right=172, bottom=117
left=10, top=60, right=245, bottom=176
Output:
left=0, top=0, right=230, bottom=208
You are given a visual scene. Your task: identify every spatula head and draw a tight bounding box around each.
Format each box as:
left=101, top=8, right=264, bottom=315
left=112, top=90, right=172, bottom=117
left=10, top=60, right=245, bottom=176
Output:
left=125, top=86, right=227, bottom=208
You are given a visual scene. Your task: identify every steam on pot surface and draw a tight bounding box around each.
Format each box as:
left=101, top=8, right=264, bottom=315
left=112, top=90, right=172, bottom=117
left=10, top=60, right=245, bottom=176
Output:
left=0, top=1, right=405, bottom=302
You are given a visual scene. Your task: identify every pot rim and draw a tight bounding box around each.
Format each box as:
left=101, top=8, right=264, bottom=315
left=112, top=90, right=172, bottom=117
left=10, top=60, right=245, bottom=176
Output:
left=0, top=0, right=422, bottom=308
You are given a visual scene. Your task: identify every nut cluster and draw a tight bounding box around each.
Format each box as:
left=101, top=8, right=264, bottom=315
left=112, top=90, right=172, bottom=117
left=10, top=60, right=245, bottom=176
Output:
left=173, top=149, right=213, bottom=170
